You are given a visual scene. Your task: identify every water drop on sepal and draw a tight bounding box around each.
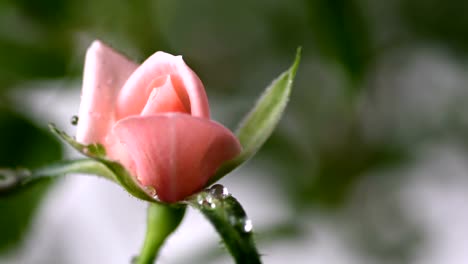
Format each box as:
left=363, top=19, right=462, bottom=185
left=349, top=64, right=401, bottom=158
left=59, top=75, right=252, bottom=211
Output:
left=144, top=186, right=158, bottom=199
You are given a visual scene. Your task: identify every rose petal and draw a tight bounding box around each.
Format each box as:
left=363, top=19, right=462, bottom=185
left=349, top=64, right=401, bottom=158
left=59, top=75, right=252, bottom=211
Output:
left=140, top=75, right=189, bottom=115
left=116, top=52, right=209, bottom=119
left=110, top=114, right=241, bottom=202
left=76, top=40, right=138, bottom=144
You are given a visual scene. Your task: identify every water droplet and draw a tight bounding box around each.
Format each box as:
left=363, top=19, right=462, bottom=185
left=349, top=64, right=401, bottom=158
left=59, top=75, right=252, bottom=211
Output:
left=197, top=194, right=205, bottom=205
left=206, top=197, right=216, bottom=209
left=70, top=115, right=79, bottom=126
left=209, top=184, right=230, bottom=199
left=197, top=194, right=216, bottom=209
left=152, top=193, right=160, bottom=201
left=205, top=194, right=214, bottom=204
left=144, top=186, right=157, bottom=197
left=228, top=215, right=253, bottom=233
left=241, top=218, right=253, bottom=233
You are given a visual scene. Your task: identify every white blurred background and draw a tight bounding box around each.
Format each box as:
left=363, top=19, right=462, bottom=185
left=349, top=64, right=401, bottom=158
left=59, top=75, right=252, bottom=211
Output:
left=2, top=1, right=468, bottom=263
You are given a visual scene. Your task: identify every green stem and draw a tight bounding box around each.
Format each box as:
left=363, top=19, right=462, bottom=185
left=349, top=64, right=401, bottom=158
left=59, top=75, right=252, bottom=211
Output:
left=135, top=203, right=186, bottom=264
left=187, top=187, right=262, bottom=264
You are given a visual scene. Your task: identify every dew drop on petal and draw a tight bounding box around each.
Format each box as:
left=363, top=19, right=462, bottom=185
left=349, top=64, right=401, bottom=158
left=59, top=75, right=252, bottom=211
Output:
left=70, top=115, right=79, bottom=126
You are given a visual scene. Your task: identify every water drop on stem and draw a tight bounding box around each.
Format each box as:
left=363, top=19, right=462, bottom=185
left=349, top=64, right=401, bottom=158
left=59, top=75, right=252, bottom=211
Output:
left=209, top=184, right=230, bottom=199
left=241, top=218, right=253, bottom=233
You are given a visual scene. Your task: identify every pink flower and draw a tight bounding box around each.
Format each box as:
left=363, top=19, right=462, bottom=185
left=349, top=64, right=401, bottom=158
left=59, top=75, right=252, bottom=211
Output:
left=76, top=41, right=241, bottom=203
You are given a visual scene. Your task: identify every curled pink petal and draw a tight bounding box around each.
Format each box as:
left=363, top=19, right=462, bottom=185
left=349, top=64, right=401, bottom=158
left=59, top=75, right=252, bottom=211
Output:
left=76, top=41, right=138, bottom=144
left=116, top=52, right=209, bottom=119
left=110, top=114, right=241, bottom=203
left=140, top=75, right=189, bottom=115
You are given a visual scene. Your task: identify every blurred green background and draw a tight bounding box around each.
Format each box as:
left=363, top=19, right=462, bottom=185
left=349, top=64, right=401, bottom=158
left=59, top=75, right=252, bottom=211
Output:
left=2, top=0, right=468, bottom=263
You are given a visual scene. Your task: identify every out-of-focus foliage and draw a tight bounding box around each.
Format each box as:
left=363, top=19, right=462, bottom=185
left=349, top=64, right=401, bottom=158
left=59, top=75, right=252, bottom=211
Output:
left=306, top=0, right=372, bottom=86
left=0, top=1, right=72, bottom=89
left=1, top=0, right=468, bottom=262
left=0, top=108, right=62, bottom=253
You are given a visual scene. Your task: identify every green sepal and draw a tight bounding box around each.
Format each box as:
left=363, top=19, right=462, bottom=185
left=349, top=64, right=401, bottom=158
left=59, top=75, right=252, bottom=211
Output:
left=48, top=124, right=155, bottom=202
left=210, top=47, right=301, bottom=184
left=0, top=159, right=113, bottom=195
left=185, top=184, right=262, bottom=264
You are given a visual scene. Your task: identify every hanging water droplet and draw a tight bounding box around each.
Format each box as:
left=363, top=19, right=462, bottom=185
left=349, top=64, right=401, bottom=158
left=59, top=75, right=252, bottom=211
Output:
left=209, top=184, right=230, bottom=199
left=70, top=115, right=79, bottom=126
left=241, top=218, right=253, bottom=233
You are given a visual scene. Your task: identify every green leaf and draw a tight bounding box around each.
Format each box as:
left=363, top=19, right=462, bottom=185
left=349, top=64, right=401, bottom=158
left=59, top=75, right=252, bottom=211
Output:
left=48, top=124, right=155, bottom=202
left=1, top=124, right=152, bottom=203
left=210, top=47, right=301, bottom=184
left=186, top=184, right=261, bottom=264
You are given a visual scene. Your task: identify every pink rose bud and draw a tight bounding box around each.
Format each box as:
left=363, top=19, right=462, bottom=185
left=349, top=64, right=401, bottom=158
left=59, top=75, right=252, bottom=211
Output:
left=76, top=41, right=241, bottom=203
